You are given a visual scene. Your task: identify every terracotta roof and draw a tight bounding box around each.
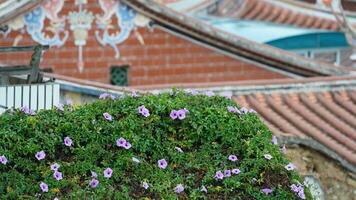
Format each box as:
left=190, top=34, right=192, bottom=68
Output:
left=236, top=89, right=356, bottom=170
left=213, top=0, right=356, bottom=31
left=123, top=0, right=350, bottom=77
left=135, top=76, right=356, bottom=172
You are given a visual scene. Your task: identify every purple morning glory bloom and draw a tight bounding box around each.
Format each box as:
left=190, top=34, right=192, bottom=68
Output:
left=249, top=109, right=257, bottom=113
left=103, top=112, right=112, bottom=121
left=177, top=109, right=186, bottom=120
left=174, top=184, right=184, bottom=194
left=205, top=91, right=214, bottom=97
left=138, top=105, right=150, bottom=117
left=50, top=163, right=60, bottom=171
left=298, top=190, right=306, bottom=199
left=264, top=154, right=272, bottom=160
left=224, top=170, right=231, bottom=177
left=64, top=136, right=73, bottom=147
left=91, top=171, right=98, bottom=178
left=90, top=179, right=99, bottom=188
left=201, top=185, right=207, bottom=193
left=227, top=106, right=237, bottom=113
left=285, top=163, right=296, bottom=171
left=103, top=168, right=113, bottom=178
left=40, top=182, right=48, bottom=192
left=170, top=110, right=178, bottom=120
left=55, top=104, right=64, bottom=112
left=116, top=137, right=126, bottom=147
left=232, top=168, right=241, bottom=175
left=240, top=107, right=248, bottom=114
left=261, top=188, right=273, bottom=195
left=35, top=151, right=46, bottom=160
left=131, top=91, right=138, bottom=97
left=21, top=106, right=36, bottom=115
left=123, top=142, right=132, bottom=149
left=214, top=171, right=224, bottom=180
left=272, top=136, right=278, bottom=145
left=53, top=171, right=63, bottom=181
left=158, top=159, right=168, bottom=169
left=99, top=93, right=115, bottom=100
left=291, top=184, right=300, bottom=193
left=228, top=155, right=238, bottom=162
left=0, top=155, right=8, bottom=165
left=142, top=181, right=149, bottom=190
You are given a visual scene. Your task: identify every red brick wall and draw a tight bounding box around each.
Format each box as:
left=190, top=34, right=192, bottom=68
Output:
left=0, top=1, right=286, bottom=86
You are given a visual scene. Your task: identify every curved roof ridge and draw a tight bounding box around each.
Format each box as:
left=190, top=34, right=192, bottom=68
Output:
left=123, top=0, right=350, bottom=77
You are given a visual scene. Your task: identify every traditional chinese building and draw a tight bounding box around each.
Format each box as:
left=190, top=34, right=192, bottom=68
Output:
left=0, top=0, right=352, bottom=88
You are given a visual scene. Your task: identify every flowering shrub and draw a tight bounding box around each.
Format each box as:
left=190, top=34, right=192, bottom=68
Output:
left=0, top=90, right=311, bottom=199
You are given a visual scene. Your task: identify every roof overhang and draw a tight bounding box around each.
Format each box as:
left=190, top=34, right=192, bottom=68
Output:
left=0, top=0, right=45, bottom=26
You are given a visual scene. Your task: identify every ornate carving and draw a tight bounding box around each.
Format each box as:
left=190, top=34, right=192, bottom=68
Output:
left=24, top=5, right=68, bottom=47
left=96, top=1, right=150, bottom=58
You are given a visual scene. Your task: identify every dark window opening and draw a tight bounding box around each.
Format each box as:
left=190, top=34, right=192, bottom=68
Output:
left=110, top=65, right=129, bottom=86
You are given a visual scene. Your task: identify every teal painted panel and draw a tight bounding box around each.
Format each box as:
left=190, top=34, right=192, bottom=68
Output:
left=267, top=32, right=349, bottom=50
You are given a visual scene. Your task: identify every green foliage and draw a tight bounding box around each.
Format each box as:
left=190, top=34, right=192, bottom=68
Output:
left=0, top=90, right=312, bottom=199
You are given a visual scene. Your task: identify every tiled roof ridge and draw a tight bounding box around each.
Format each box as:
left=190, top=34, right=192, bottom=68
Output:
left=123, top=0, right=349, bottom=77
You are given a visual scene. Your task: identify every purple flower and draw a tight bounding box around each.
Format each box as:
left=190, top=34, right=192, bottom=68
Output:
left=91, top=171, right=98, bottom=178
left=158, top=159, right=168, bottom=169
left=174, top=184, right=184, bottom=194
left=50, top=163, right=60, bottom=171
left=280, top=144, right=287, bottom=154
left=249, top=109, right=257, bottom=113
left=221, top=91, right=232, bottom=99
left=53, top=171, right=63, bottom=181
left=261, top=188, right=273, bottom=195
left=264, top=154, right=272, bottom=160
left=170, top=110, right=178, bottom=120
left=205, top=91, right=214, bottom=97
left=228, top=155, right=238, bottom=162
left=90, top=179, right=99, bottom=188
left=35, top=151, right=46, bottom=160
left=21, top=106, right=36, bottom=115
left=285, top=163, right=296, bottom=171
left=271, top=136, right=278, bottom=145
left=131, top=91, right=138, bottom=97
left=142, top=181, right=149, bottom=190
left=214, top=171, right=224, bottom=180
left=138, top=105, right=150, bottom=117
left=177, top=109, right=186, bottom=120
left=298, top=190, right=306, bottom=199
left=290, top=184, right=300, bottom=193
left=116, top=137, right=126, bottom=147
left=240, top=107, right=248, bottom=114
left=103, top=168, right=113, bottom=178
left=123, top=142, right=132, bottom=149
left=175, top=147, right=183, bottom=153
left=40, top=182, right=48, bottom=192
left=0, top=155, right=8, bottom=165
left=103, top=112, right=113, bottom=121
left=64, top=136, right=73, bottom=147
left=201, top=185, right=207, bottom=193
left=55, top=104, right=64, bottom=112
left=232, top=168, right=241, bottom=175
left=227, top=106, right=237, bottom=113
left=224, top=170, right=231, bottom=177
left=99, top=93, right=115, bottom=100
